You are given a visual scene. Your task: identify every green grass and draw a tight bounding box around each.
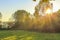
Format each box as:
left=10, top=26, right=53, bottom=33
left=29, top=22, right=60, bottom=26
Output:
left=0, top=30, right=60, bottom=40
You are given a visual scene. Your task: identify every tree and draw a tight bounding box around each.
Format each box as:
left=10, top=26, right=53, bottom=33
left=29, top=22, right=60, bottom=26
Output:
left=0, top=12, right=2, bottom=29
left=54, top=9, right=60, bottom=32
left=12, top=10, right=30, bottom=29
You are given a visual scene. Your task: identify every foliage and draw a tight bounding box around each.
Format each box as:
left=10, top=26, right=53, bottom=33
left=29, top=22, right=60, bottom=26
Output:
left=0, top=12, right=2, bottom=29
left=12, top=10, right=31, bottom=29
left=9, top=9, right=60, bottom=33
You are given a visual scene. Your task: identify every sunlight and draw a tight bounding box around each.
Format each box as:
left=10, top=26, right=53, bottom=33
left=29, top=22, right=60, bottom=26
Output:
left=45, top=8, right=52, bottom=14
left=1, top=36, right=16, bottom=40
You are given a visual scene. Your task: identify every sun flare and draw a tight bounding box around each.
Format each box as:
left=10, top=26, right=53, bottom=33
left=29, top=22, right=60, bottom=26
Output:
left=45, top=9, right=52, bottom=14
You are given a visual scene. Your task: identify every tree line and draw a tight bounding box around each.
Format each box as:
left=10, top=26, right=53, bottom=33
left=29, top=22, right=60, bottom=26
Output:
left=11, top=9, right=60, bottom=33
left=0, top=9, right=60, bottom=32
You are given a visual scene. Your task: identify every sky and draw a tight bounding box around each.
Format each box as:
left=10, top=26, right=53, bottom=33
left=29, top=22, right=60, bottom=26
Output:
left=0, top=0, right=60, bottom=22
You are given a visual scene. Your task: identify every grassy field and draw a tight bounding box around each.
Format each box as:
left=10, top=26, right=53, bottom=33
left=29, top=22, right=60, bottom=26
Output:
left=0, top=30, right=60, bottom=40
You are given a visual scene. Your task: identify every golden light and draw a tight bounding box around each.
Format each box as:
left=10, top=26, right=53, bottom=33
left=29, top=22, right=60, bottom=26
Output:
left=45, top=9, right=52, bottom=14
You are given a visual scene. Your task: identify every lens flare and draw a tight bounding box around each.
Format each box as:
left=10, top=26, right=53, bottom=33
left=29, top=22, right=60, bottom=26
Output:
left=45, top=9, right=52, bottom=14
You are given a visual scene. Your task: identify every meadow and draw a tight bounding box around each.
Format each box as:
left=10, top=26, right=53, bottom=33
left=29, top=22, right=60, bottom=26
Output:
left=0, top=30, right=60, bottom=40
